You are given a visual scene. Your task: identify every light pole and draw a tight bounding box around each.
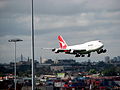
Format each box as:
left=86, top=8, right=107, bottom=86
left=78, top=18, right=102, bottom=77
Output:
left=31, top=0, right=35, bottom=90
left=8, top=39, right=23, bottom=90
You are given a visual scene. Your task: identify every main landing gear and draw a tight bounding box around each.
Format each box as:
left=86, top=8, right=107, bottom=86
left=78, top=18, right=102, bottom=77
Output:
left=88, top=53, right=91, bottom=57
left=75, top=53, right=81, bottom=57
left=75, top=54, right=90, bottom=57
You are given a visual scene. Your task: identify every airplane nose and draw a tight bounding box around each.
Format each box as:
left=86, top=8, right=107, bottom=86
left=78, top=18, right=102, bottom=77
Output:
left=100, top=43, right=104, bottom=48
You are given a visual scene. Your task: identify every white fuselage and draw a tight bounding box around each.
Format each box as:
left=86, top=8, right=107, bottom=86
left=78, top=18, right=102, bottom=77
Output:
left=67, top=40, right=104, bottom=52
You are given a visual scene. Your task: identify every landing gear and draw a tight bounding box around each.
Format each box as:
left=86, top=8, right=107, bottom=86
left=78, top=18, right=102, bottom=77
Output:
left=97, top=49, right=107, bottom=54
left=75, top=54, right=85, bottom=57
left=103, top=49, right=107, bottom=53
left=75, top=54, right=81, bottom=57
left=75, top=53, right=90, bottom=57
left=88, top=53, right=91, bottom=57
left=81, top=55, right=85, bottom=57
left=97, top=50, right=102, bottom=54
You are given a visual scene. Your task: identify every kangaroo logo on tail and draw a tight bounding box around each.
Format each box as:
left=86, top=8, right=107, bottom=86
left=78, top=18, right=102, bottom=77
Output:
left=58, top=35, right=68, bottom=49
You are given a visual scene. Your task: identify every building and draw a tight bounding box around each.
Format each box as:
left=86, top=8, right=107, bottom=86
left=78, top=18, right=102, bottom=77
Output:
left=105, top=56, right=110, bottom=63
left=56, top=59, right=76, bottom=65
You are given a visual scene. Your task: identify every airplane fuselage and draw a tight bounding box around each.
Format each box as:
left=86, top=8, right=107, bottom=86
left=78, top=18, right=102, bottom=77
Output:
left=66, top=40, right=104, bottom=54
left=66, top=40, right=103, bottom=51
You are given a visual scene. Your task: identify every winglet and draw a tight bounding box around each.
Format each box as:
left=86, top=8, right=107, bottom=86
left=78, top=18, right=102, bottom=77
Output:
left=58, top=35, right=68, bottom=49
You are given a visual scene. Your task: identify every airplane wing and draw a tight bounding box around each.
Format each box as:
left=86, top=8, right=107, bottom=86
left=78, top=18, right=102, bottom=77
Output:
left=42, top=48, right=86, bottom=52
left=42, top=48, right=86, bottom=54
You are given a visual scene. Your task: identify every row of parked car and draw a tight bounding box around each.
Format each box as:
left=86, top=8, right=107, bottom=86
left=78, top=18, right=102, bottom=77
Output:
left=43, top=76, right=120, bottom=90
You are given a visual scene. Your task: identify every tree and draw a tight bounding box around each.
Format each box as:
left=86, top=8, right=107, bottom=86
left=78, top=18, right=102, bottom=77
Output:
left=102, top=67, right=117, bottom=76
left=89, top=69, right=97, bottom=74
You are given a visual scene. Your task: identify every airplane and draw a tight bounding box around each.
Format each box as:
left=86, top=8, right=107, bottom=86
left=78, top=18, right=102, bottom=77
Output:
left=43, top=35, right=107, bottom=57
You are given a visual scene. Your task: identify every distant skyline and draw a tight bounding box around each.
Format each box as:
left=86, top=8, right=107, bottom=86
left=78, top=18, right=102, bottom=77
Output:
left=0, top=0, right=120, bottom=63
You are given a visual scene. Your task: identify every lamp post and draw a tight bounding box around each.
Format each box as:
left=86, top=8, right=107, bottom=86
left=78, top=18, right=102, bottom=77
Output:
left=8, top=39, right=23, bottom=90
left=31, top=0, right=35, bottom=90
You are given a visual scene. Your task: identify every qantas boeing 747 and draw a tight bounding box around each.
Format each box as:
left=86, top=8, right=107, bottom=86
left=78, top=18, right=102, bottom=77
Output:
left=43, top=35, right=107, bottom=57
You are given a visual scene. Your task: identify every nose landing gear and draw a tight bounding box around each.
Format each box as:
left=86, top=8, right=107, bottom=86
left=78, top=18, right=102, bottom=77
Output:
left=97, top=49, right=107, bottom=54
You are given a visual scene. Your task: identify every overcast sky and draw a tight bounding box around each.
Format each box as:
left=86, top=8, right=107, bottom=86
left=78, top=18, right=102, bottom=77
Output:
left=0, top=0, right=120, bottom=63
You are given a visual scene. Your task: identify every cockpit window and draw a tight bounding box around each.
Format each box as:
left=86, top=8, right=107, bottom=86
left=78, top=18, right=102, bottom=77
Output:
left=98, top=40, right=101, bottom=42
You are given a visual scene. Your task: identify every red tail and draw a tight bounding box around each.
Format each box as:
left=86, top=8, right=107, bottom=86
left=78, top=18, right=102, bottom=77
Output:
left=58, top=35, right=68, bottom=49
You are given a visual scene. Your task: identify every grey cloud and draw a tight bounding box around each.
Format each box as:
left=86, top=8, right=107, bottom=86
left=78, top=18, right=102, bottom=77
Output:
left=1, top=0, right=120, bottom=17
left=0, top=17, right=31, bottom=37
left=0, top=0, right=120, bottom=63
left=34, top=0, right=120, bottom=15
left=84, top=0, right=120, bottom=10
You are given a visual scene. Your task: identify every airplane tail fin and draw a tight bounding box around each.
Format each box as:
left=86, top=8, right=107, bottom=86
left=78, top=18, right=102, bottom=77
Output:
left=58, top=35, right=68, bottom=49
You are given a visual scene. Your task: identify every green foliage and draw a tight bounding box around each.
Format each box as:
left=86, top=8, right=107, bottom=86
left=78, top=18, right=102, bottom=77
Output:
left=102, top=67, right=118, bottom=76
left=89, top=69, right=97, bottom=74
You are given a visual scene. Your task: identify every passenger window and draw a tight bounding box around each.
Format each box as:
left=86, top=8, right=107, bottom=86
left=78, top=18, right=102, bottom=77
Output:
left=88, top=44, right=93, bottom=46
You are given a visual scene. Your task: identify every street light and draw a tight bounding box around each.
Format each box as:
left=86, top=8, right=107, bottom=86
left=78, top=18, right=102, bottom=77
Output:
left=31, top=0, right=35, bottom=90
left=8, top=38, right=23, bottom=90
